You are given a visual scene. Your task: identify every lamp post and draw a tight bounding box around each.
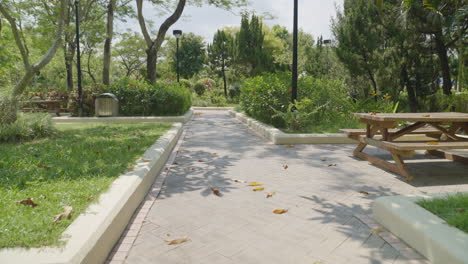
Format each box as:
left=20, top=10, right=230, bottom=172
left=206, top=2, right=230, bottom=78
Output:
left=75, top=0, right=83, bottom=116
left=291, top=0, right=298, bottom=104
left=173, top=30, right=182, bottom=82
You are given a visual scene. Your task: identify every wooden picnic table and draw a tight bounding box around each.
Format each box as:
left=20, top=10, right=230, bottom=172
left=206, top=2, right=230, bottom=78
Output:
left=347, top=112, right=468, bottom=180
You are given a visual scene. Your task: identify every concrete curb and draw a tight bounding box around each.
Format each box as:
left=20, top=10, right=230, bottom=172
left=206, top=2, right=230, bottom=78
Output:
left=228, top=110, right=355, bottom=144
left=0, top=123, right=184, bottom=264
left=52, top=110, right=193, bottom=124
left=373, top=193, right=468, bottom=264
left=192, top=107, right=234, bottom=111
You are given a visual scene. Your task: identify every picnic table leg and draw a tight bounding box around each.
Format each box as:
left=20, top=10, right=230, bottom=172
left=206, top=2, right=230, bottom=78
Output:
left=426, top=150, right=468, bottom=165
left=353, top=142, right=367, bottom=156
left=391, top=153, right=413, bottom=181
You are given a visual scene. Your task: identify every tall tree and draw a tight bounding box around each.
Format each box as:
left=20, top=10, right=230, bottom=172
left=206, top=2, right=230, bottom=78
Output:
left=0, top=0, right=67, bottom=97
left=169, top=33, right=206, bottom=79
left=333, top=0, right=383, bottom=97
left=102, top=0, right=117, bottom=85
left=208, top=30, right=233, bottom=96
left=136, top=0, right=247, bottom=84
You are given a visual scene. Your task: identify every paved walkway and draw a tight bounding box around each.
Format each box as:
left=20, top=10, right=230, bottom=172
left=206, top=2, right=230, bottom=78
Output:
left=108, top=110, right=468, bottom=264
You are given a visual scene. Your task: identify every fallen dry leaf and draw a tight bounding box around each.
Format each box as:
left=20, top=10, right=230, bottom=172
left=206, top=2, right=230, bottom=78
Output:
left=86, top=196, right=94, bottom=201
left=320, top=158, right=327, bottom=162
left=17, top=198, right=38, bottom=208
left=327, top=163, right=337, bottom=167
left=273, top=209, right=288, bottom=214
left=406, top=176, right=414, bottom=182
left=166, top=237, right=189, bottom=245
left=53, top=206, right=72, bottom=222
left=198, top=160, right=204, bottom=162
left=266, top=192, right=276, bottom=198
left=422, top=114, right=431, bottom=117
left=285, top=145, right=295, bottom=148
left=283, top=164, right=289, bottom=169
left=248, top=182, right=262, bottom=186
left=142, top=159, right=151, bottom=162
left=210, top=187, right=222, bottom=197
left=232, top=179, right=246, bottom=183
left=253, top=187, right=265, bottom=192
left=455, top=208, right=465, bottom=213
left=426, top=142, right=439, bottom=145
left=370, top=112, right=377, bottom=115
left=370, top=227, right=384, bottom=235
left=358, top=191, right=370, bottom=195
left=37, top=164, right=51, bottom=169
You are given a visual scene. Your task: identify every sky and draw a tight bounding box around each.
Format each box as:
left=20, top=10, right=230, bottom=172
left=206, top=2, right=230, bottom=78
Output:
left=117, top=0, right=344, bottom=42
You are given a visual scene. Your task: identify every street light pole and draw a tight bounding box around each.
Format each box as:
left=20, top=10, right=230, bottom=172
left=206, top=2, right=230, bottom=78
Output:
left=75, top=0, right=83, bottom=116
left=292, top=0, right=298, bottom=104
left=173, top=30, right=183, bottom=83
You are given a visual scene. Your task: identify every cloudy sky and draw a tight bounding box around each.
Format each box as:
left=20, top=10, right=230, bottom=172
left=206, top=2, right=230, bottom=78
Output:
left=117, top=0, right=343, bottom=42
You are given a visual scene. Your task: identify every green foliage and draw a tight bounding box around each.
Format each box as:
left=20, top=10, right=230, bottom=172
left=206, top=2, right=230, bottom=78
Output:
left=193, top=81, right=207, bottom=96
left=208, top=29, right=234, bottom=95
left=0, top=96, right=18, bottom=124
left=418, top=193, right=468, bottom=234
left=234, top=13, right=275, bottom=76
left=170, top=33, right=206, bottom=79
left=69, top=85, right=106, bottom=117
left=0, top=122, right=171, bottom=247
left=192, top=89, right=229, bottom=107
left=240, top=72, right=400, bottom=132
left=178, top=79, right=193, bottom=89
left=107, top=79, right=191, bottom=116
left=0, top=113, right=56, bottom=143
left=418, top=93, right=468, bottom=113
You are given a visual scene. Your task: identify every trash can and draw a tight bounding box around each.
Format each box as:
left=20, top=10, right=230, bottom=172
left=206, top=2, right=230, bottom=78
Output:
left=95, top=93, right=119, bottom=117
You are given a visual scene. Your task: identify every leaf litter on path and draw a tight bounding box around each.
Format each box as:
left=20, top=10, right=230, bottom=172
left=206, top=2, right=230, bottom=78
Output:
left=166, top=238, right=190, bottom=245
left=266, top=192, right=276, bottom=198
left=253, top=187, right=264, bottom=192
left=273, top=209, right=288, bottom=214
left=210, top=187, right=222, bottom=197
left=248, top=182, right=262, bottom=186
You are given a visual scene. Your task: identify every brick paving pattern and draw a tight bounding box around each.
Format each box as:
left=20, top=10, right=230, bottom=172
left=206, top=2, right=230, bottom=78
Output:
left=107, top=110, right=468, bottom=264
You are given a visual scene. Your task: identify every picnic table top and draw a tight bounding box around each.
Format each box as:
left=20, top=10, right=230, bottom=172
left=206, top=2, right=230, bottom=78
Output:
left=353, top=112, right=468, bottom=122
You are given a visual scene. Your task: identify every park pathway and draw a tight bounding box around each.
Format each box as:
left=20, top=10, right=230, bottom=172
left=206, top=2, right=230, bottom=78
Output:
left=108, top=110, right=468, bottom=264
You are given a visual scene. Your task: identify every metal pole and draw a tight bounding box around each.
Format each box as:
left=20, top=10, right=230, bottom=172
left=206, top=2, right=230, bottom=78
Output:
left=176, top=38, right=180, bottom=82
left=292, top=0, right=298, bottom=104
left=75, top=0, right=83, bottom=116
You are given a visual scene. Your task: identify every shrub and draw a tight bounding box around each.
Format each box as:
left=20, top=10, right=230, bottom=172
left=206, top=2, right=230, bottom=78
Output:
left=193, top=81, right=206, bottom=96
left=0, top=96, right=18, bottom=125
left=107, top=79, right=191, bottom=116
left=229, top=83, right=242, bottom=99
left=0, top=113, right=56, bottom=142
left=179, top=79, right=193, bottom=89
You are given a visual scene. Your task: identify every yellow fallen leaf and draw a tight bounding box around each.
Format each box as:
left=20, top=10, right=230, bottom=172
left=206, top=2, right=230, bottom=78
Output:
left=166, top=238, right=189, bottom=245
left=426, top=142, right=439, bottom=145
left=253, top=187, right=265, bottom=192
left=248, top=182, right=262, bottom=186
left=320, top=158, right=327, bottom=162
left=406, top=175, right=414, bottom=182
left=54, top=206, right=73, bottom=223
left=266, top=192, right=276, bottom=198
left=422, top=114, right=431, bottom=117
left=370, top=227, right=384, bottom=235
left=273, top=209, right=288, bottom=214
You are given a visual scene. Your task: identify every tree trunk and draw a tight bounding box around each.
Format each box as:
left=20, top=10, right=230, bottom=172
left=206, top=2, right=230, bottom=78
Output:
left=367, top=68, right=378, bottom=101
left=102, top=0, right=116, bottom=85
left=65, top=41, right=75, bottom=91
left=401, top=65, right=418, bottom=112
left=146, top=46, right=157, bottom=84
left=222, top=61, right=227, bottom=97
left=434, top=32, right=452, bottom=95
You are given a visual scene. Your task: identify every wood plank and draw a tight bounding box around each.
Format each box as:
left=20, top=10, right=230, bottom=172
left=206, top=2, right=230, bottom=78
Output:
left=427, top=123, right=466, bottom=141
left=369, top=140, right=468, bottom=151
left=360, top=118, right=397, bottom=128
left=353, top=112, right=468, bottom=122
left=426, top=150, right=468, bottom=164
left=388, top=122, right=427, bottom=141
left=359, top=137, right=415, bottom=157
left=354, top=151, right=411, bottom=179
left=391, top=153, right=413, bottom=180
left=340, top=128, right=442, bottom=135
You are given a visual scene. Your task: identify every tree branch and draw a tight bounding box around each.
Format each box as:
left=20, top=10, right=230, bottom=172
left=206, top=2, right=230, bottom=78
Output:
left=0, top=3, right=30, bottom=68
left=136, top=0, right=152, bottom=47
left=152, top=0, right=186, bottom=51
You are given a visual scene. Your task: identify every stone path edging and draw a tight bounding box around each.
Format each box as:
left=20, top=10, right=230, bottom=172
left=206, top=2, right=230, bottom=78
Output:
left=52, top=110, right=193, bottom=124
left=373, top=193, right=468, bottom=264
left=228, top=110, right=355, bottom=144
left=0, top=123, right=184, bottom=264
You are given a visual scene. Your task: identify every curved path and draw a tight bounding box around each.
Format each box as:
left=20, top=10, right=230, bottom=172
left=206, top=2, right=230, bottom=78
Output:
left=107, top=110, right=468, bottom=264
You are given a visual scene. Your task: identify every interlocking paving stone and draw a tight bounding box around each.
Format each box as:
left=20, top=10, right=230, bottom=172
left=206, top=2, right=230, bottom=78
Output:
left=111, top=110, right=468, bottom=264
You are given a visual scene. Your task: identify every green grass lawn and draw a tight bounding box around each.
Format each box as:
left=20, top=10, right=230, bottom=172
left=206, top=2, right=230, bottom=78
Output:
left=418, top=193, right=468, bottom=234
left=0, top=122, right=171, bottom=248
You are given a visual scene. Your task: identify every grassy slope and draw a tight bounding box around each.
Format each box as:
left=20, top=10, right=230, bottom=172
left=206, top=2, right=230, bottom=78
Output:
left=418, top=193, right=468, bottom=234
left=0, top=122, right=171, bottom=248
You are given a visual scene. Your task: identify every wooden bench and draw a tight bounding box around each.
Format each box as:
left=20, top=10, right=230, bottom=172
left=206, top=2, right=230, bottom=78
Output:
left=21, top=100, right=68, bottom=116
left=340, top=128, right=443, bottom=140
